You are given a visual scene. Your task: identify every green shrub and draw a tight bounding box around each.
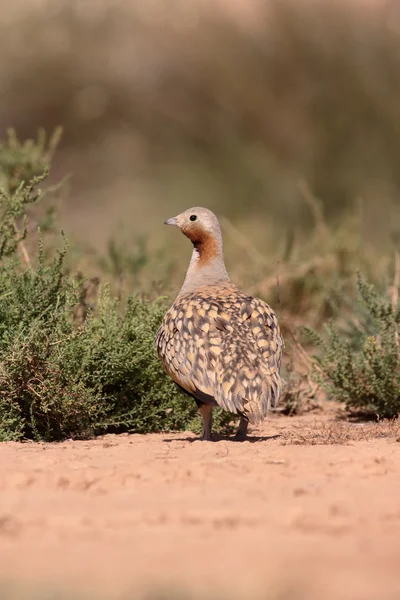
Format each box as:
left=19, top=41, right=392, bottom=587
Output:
left=0, top=130, right=235, bottom=441
left=0, top=267, right=198, bottom=442
left=308, top=274, right=400, bottom=418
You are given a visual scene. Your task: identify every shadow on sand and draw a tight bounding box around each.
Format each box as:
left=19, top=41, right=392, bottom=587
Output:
left=162, top=433, right=281, bottom=444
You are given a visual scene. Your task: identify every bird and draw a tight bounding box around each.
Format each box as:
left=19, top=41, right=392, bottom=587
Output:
left=155, top=207, right=284, bottom=441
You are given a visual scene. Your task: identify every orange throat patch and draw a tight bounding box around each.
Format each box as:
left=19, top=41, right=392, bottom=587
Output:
left=193, top=234, right=219, bottom=266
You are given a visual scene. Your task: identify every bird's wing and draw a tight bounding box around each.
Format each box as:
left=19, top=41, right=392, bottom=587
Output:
left=155, top=296, right=220, bottom=401
left=209, top=296, right=284, bottom=422
left=156, top=292, right=284, bottom=420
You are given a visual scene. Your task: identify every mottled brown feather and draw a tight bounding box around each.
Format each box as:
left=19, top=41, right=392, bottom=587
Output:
left=156, top=282, right=284, bottom=424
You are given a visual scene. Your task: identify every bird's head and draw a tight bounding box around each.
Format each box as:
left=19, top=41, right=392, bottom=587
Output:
left=164, top=207, right=229, bottom=290
left=164, top=207, right=221, bottom=248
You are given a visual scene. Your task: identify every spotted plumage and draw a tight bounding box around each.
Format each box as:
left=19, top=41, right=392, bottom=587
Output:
left=156, top=207, right=284, bottom=440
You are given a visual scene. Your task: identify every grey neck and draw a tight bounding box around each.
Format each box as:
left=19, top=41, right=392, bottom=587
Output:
left=178, top=241, right=230, bottom=297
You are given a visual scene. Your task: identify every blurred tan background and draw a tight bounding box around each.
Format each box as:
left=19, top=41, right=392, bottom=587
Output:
left=2, top=0, right=400, bottom=276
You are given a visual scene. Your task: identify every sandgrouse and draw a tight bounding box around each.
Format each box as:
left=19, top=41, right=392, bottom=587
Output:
left=156, top=207, right=284, bottom=441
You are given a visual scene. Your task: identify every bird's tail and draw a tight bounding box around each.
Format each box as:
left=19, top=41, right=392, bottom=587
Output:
left=242, top=398, right=265, bottom=425
left=243, top=374, right=282, bottom=424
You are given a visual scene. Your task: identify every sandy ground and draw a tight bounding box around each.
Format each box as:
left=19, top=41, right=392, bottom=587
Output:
left=1, top=412, right=400, bottom=600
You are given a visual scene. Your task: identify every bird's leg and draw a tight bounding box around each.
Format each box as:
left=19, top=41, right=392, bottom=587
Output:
left=234, top=416, right=249, bottom=440
left=198, top=403, right=213, bottom=441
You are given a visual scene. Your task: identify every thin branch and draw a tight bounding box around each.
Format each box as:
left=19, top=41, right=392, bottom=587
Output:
left=391, top=251, right=400, bottom=350
left=18, top=240, right=32, bottom=268
left=14, top=221, right=32, bottom=268
left=219, top=216, right=266, bottom=265
left=391, top=251, right=400, bottom=312
left=298, top=179, right=330, bottom=239
left=250, top=255, right=330, bottom=297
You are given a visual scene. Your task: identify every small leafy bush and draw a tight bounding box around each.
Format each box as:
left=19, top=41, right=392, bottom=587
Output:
left=0, top=130, right=235, bottom=441
left=0, top=127, right=62, bottom=194
left=308, top=274, right=400, bottom=418
left=0, top=250, right=191, bottom=441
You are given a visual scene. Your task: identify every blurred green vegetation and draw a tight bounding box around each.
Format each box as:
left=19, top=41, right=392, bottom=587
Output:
left=1, top=0, right=400, bottom=248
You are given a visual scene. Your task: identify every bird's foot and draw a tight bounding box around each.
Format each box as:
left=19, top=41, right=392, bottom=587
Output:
left=199, top=431, right=214, bottom=441
left=234, top=416, right=249, bottom=441
left=198, top=403, right=213, bottom=441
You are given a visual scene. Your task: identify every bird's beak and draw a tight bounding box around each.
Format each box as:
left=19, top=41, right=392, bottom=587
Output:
left=164, top=217, right=178, bottom=226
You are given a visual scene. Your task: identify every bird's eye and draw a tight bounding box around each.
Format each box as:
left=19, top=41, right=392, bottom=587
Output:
left=189, top=215, right=197, bottom=221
